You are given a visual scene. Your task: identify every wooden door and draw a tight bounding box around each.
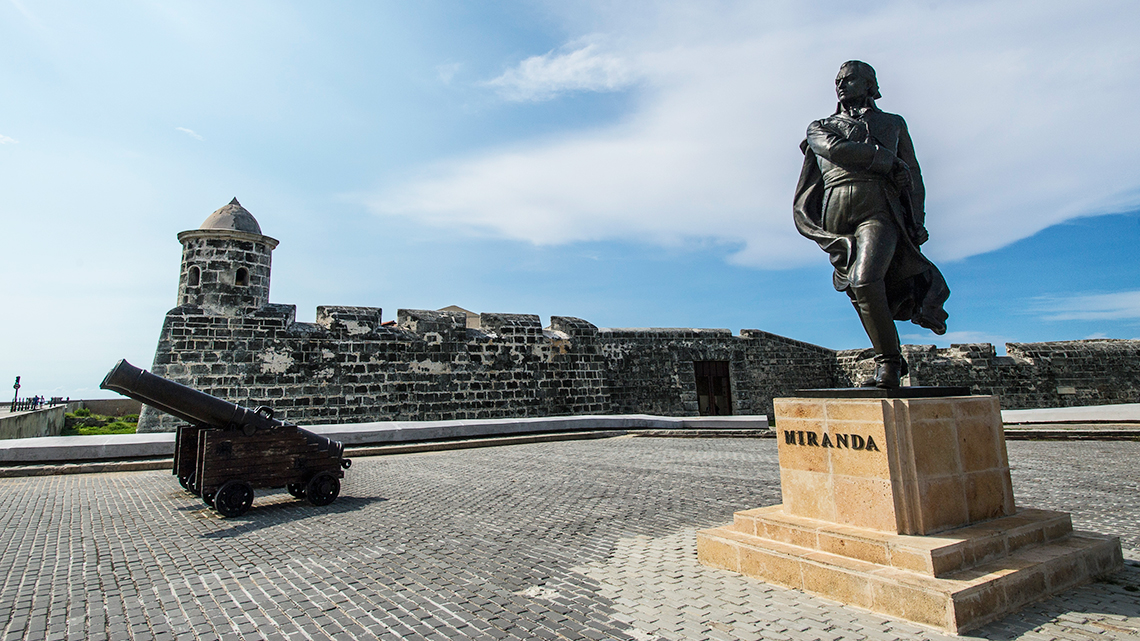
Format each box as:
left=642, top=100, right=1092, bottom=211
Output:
left=694, top=361, right=732, bottom=416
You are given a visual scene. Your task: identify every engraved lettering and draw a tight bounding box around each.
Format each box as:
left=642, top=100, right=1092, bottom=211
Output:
left=781, top=430, right=880, bottom=453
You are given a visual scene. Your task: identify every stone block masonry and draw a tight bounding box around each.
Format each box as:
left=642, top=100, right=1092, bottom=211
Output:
left=139, top=305, right=836, bottom=431
left=599, top=328, right=837, bottom=417
left=839, top=340, right=1140, bottom=410
left=136, top=199, right=1140, bottom=431
left=698, top=395, right=1123, bottom=633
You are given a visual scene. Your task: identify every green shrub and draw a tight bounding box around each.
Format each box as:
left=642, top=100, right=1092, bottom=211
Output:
left=72, top=408, right=92, bottom=417
left=82, top=421, right=136, bottom=435
left=61, top=412, right=138, bottom=436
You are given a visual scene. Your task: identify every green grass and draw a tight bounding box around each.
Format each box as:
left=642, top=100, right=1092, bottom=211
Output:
left=62, top=411, right=138, bottom=436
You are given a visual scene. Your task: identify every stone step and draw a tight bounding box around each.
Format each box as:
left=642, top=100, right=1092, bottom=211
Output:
left=732, top=505, right=1073, bottom=577
left=697, top=519, right=1122, bottom=634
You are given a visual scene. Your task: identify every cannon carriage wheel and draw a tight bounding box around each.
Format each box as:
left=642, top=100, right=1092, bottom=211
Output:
left=286, top=483, right=306, bottom=499
left=306, top=472, right=340, bottom=506
left=214, top=480, right=255, bottom=517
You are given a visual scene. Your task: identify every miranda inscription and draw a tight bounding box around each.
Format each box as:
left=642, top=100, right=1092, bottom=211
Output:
left=782, top=429, right=879, bottom=451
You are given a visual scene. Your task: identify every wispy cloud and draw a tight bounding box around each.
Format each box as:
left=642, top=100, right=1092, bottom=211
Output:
left=436, top=62, right=462, bottom=85
left=1034, top=290, right=1140, bottom=321
left=8, top=0, right=43, bottom=29
left=0, top=134, right=17, bottom=144
left=485, top=40, right=637, bottom=102
left=175, top=127, right=203, bottom=140
left=371, top=1, right=1140, bottom=269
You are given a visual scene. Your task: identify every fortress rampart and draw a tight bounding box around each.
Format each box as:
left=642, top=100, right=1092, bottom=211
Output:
left=139, top=305, right=838, bottom=432
left=137, top=201, right=1140, bottom=431
left=839, top=340, right=1140, bottom=410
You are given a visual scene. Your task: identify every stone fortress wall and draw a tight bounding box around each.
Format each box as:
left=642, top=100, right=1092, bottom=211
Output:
left=137, top=201, right=1140, bottom=431
left=139, top=304, right=839, bottom=432
left=838, top=340, right=1140, bottom=410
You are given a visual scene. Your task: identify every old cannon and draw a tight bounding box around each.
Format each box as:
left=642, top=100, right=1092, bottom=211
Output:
left=100, top=359, right=350, bottom=517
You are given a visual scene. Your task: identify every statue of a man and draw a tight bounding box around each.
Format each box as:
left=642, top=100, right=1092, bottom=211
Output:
left=794, top=61, right=950, bottom=388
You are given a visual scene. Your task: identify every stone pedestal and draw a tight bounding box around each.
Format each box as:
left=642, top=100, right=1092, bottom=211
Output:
left=697, top=393, right=1123, bottom=633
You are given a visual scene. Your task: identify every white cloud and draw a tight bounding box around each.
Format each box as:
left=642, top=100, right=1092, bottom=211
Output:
left=1034, top=290, right=1140, bottom=321
left=7, top=0, right=42, bottom=29
left=175, top=126, right=203, bottom=140
left=436, top=61, right=462, bottom=85
left=0, top=134, right=17, bottom=144
left=485, top=40, right=638, bottom=102
left=370, top=1, right=1140, bottom=268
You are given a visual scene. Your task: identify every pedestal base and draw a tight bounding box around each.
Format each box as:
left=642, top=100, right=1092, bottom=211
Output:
left=697, top=393, right=1123, bottom=633
left=697, top=506, right=1122, bottom=633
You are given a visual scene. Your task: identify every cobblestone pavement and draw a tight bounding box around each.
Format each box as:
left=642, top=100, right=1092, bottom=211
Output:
left=0, top=437, right=1137, bottom=641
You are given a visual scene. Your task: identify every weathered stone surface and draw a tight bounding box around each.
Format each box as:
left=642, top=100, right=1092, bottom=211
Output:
left=774, top=396, right=1013, bottom=536
left=698, top=396, right=1124, bottom=633
left=839, top=341, right=1140, bottom=409
left=138, top=202, right=1140, bottom=432
left=138, top=304, right=836, bottom=431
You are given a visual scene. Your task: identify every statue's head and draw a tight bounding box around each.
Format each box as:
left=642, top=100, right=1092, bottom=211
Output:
left=835, top=60, right=881, bottom=106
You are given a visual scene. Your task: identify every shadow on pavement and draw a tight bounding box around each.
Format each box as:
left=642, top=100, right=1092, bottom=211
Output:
left=199, top=495, right=389, bottom=538
left=966, top=562, right=1140, bottom=639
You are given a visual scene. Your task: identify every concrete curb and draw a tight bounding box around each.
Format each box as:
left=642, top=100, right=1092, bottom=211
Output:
left=0, top=429, right=773, bottom=477
left=1003, top=425, right=1140, bottom=440
left=0, top=414, right=771, bottom=464
left=1, top=422, right=1137, bottom=477
left=0, top=458, right=173, bottom=478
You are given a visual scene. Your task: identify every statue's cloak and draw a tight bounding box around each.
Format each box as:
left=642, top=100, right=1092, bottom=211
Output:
left=793, top=140, right=949, bottom=335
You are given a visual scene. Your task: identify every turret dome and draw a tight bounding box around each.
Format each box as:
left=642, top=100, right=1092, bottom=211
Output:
left=200, top=198, right=262, bottom=235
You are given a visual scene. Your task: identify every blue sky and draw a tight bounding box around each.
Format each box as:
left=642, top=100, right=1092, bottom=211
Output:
left=2, top=0, right=1139, bottom=399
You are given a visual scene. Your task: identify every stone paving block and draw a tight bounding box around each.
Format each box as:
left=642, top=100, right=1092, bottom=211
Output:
left=0, top=438, right=1136, bottom=640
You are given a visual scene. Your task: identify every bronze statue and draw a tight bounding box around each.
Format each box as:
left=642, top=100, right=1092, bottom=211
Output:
left=794, top=61, right=949, bottom=388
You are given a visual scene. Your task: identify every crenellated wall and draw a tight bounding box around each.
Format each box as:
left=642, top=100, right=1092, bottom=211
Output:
left=598, top=328, right=837, bottom=417
left=837, top=340, right=1140, bottom=409
left=138, top=294, right=1140, bottom=432
left=137, top=304, right=839, bottom=431
left=144, top=202, right=1140, bottom=433
left=139, top=305, right=619, bottom=431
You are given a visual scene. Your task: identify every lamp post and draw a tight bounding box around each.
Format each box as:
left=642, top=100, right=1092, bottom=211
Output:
left=12, top=376, right=20, bottom=407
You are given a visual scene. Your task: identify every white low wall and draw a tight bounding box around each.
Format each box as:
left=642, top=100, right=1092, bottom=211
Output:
left=0, top=407, right=66, bottom=440
left=1001, top=403, right=1140, bottom=424
left=0, top=414, right=769, bottom=463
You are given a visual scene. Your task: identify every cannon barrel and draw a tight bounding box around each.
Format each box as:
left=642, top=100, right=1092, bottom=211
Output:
left=100, top=359, right=343, bottom=457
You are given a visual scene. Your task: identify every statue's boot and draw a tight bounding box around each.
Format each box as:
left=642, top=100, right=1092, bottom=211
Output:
left=866, top=354, right=906, bottom=389
left=850, top=283, right=907, bottom=389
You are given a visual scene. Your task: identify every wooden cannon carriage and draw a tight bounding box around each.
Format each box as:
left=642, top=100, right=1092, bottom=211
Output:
left=101, top=360, right=351, bottom=517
